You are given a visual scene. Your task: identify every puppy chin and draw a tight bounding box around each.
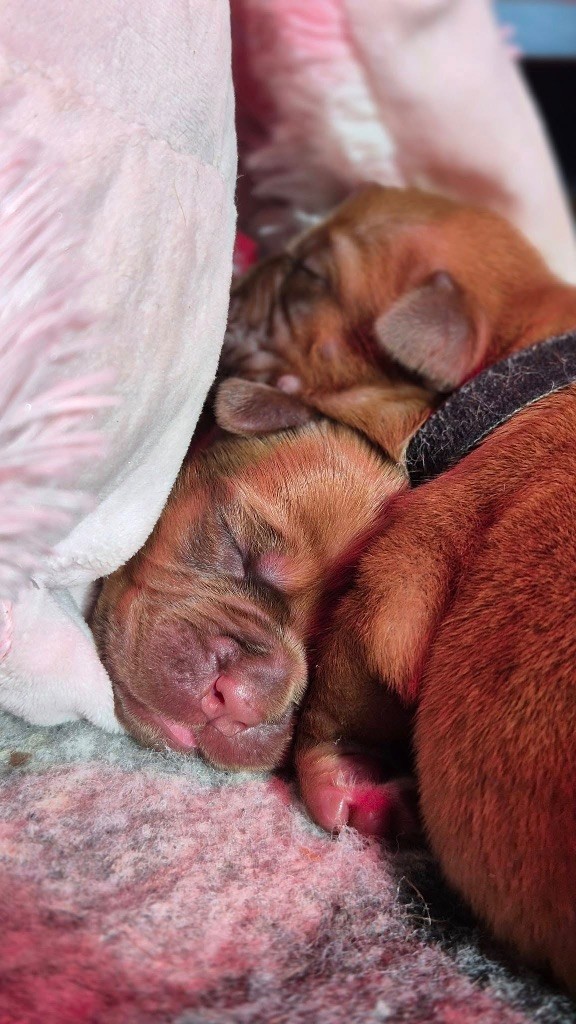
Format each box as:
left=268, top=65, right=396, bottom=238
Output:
left=113, top=684, right=201, bottom=753
left=114, top=680, right=296, bottom=771
left=197, top=710, right=296, bottom=771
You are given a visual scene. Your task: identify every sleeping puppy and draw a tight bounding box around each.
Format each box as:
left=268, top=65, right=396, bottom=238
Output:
left=91, top=412, right=414, bottom=805
left=222, top=185, right=443, bottom=459
left=95, top=183, right=576, bottom=989
left=223, top=185, right=576, bottom=993
left=222, top=183, right=567, bottom=454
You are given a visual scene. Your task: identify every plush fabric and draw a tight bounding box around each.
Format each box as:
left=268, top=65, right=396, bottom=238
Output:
left=1, top=708, right=575, bottom=1023
left=232, top=0, right=576, bottom=282
left=0, top=131, right=116, bottom=608
left=0, top=0, right=237, bottom=729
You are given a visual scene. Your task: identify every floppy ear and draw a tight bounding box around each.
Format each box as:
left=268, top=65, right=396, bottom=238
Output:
left=374, top=272, right=483, bottom=391
left=215, top=379, right=316, bottom=436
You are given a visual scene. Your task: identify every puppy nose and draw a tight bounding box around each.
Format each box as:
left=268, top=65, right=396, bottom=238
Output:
left=200, top=676, right=261, bottom=729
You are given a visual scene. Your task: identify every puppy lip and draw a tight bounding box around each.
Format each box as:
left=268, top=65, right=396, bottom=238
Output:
left=115, top=683, right=200, bottom=752
left=211, top=718, right=248, bottom=737
left=198, top=709, right=296, bottom=770
left=156, top=717, right=199, bottom=751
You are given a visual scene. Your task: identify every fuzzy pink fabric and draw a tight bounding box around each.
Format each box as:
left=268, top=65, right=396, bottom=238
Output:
left=233, top=0, right=576, bottom=281
left=3, top=709, right=572, bottom=1023
left=0, top=132, right=117, bottom=655
left=0, top=0, right=237, bottom=730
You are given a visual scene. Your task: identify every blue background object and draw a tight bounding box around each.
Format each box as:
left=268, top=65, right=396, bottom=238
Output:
left=496, top=1, right=576, bottom=58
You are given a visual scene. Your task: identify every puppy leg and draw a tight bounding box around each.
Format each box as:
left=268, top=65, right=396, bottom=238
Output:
left=349, top=485, right=483, bottom=701
left=296, top=619, right=418, bottom=841
left=297, top=485, right=479, bottom=837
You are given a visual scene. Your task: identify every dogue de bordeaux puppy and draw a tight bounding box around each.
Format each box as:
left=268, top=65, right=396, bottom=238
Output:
left=92, top=416, right=417, bottom=827
left=222, top=185, right=576, bottom=993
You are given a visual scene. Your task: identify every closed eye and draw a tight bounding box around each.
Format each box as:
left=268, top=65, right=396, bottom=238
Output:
left=225, top=633, right=271, bottom=659
left=215, top=512, right=248, bottom=578
left=217, top=510, right=289, bottom=592
left=277, top=256, right=331, bottom=333
left=288, top=256, right=329, bottom=287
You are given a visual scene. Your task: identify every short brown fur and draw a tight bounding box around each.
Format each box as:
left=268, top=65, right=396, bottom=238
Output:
left=224, top=185, right=576, bottom=993
left=92, top=422, right=409, bottom=772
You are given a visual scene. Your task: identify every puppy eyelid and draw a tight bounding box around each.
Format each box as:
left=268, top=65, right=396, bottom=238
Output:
left=288, top=256, right=329, bottom=287
left=217, top=511, right=287, bottom=588
left=216, top=512, right=247, bottom=576
left=232, top=635, right=270, bottom=658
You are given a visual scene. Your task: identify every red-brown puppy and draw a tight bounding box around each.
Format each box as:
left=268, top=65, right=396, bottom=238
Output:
left=223, top=185, right=576, bottom=993
left=298, top=386, right=576, bottom=996
left=91, top=417, right=413, bottom=802
left=222, top=185, right=444, bottom=459
left=223, top=184, right=574, bottom=452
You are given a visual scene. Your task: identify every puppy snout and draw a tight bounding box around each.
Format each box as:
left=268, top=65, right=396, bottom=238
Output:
left=112, top=608, right=307, bottom=766
left=201, top=644, right=300, bottom=734
left=201, top=678, right=260, bottom=731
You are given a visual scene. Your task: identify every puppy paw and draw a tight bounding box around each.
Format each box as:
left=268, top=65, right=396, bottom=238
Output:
left=298, top=744, right=420, bottom=843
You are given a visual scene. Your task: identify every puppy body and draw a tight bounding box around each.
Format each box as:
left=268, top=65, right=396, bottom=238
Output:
left=309, top=386, right=576, bottom=991
left=92, top=421, right=409, bottom=773
left=95, top=184, right=576, bottom=989
left=224, top=186, right=576, bottom=991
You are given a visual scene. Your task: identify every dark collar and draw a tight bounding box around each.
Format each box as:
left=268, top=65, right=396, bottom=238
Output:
left=406, top=331, right=576, bottom=487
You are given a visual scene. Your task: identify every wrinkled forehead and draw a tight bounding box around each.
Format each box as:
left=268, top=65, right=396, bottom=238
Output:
left=290, top=187, right=426, bottom=250
left=321, top=185, right=525, bottom=262
left=325, top=185, right=455, bottom=234
left=171, top=436, right=292, bottom=549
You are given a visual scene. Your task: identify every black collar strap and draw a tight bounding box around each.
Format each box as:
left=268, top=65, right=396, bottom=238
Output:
left=406, top=331, right=576, bottom=487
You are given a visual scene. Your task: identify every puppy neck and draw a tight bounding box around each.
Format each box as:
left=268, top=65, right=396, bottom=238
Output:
left=494, top=279, right=576, bottom=364
left=520, top=281, right=576, bottom=348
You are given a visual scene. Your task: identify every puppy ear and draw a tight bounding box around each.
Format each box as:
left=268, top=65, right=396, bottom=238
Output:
left=215, top=379, right=315, bottom=436
left=374, top=272, right=482, bottom=391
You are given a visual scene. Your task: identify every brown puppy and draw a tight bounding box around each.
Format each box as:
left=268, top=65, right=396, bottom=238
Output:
left=222, top=185, right=444, bottom=459
left=91, top=417, right=412, bottom=799
left=222, top=184, right=575, bottom=454
left=223, top=185, right=576, bottom=992
left=298, top=389, right=576, bottom=995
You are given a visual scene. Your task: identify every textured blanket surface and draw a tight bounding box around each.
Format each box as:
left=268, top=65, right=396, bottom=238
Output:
left=1, top=711, right=574, bottom=1024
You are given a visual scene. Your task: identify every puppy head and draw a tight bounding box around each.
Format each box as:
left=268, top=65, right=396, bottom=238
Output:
left=93, top=417, right=399, bottom=771
left=223, top=185, right=553, bottom=454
